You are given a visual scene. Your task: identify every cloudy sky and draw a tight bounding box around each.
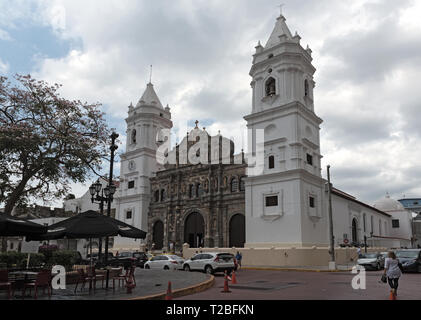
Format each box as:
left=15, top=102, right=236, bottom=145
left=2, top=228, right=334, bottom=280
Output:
left=1, top=0, right=421, bottom=207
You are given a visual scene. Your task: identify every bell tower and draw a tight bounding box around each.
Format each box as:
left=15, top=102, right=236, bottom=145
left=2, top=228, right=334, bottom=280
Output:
left=115, top=81, right=172, bottom=248
left=244, top=12, right=328, bottom=248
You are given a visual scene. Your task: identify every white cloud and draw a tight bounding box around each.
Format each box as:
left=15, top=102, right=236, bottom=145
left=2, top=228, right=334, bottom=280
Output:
left=2, top=0, right=421, bottom=206
left=0, top=57, right=9, bottom=73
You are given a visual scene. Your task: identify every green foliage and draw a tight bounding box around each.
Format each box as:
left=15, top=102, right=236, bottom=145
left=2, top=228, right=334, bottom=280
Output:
left=0, top=252, right=45, bottom=268
left=0, top=74, right=110, bottom=213
left=51, top=250, right=78, bottom=269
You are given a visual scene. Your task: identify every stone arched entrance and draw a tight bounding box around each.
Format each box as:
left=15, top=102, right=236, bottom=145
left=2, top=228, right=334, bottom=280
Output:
left=229, top=214, right=245, bottom=248
left=184, top=212, right=205, bottom=248
left=153, top=220, right=164, bottom=250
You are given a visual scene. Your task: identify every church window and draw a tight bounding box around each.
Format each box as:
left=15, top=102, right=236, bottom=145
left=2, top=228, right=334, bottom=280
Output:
left=309, top=196, right=315, bottom=208
left=231, top=178, right=238, bottom=192
left=371, top=216, right=374, bottom=234
left=363, top=214, right=366, bottom=232
left=268, top=54, right=274, bottom=59
left=128, top=181, right=135, bottom=189
left=304, top=79, right=309, bottom=97
left=265, top=77, right=276, bottom=96
left=161, top=189, right=166, bottom=202
left=379, top=220, right=382, bottom=236
left=126, top=210, right=132, bottom=220
left=392, top=220, right=400, bottom=228
left=268, top=156, right=275, bottom=169
left=189, top=185, right=195, bottom=198
left=239, top=177, right=245, bottom=191
left=154, top=190, right=160, bottom=202
left=265, top=196, right=278, bottom=207
left=131, top=130, right=137, bottom=144
left=197, top=184, right=203, bottom=197
left=306, top=154, right=313, bottom=166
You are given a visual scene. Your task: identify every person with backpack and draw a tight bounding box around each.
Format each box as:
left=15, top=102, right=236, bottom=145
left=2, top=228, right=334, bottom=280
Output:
left=383, top=251, right=402, bottom=298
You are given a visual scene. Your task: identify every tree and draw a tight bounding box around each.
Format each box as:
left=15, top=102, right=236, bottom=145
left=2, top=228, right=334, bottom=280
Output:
left=0, top=74, right=110, bottom=215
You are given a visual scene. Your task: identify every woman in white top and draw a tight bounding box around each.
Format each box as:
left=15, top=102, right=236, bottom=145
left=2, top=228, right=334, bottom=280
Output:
left=383, top=251, right=402, bottom=297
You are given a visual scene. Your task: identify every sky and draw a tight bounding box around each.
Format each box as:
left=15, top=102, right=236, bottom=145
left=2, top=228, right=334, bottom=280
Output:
left=1, top=0, right=421, bottom=208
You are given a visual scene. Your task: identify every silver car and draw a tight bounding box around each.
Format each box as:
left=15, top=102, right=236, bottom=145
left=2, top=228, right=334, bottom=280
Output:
left=183, top=252, right=235, bottom=275
left=357, top=252, right=385, bottom=270
left=144, top=255, right=184, bottom=270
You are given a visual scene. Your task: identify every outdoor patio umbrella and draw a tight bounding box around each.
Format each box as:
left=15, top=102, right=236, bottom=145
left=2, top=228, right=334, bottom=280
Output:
left=0, top=213, right=48, bottom=237
left=25, top=210, right=147, bottom=241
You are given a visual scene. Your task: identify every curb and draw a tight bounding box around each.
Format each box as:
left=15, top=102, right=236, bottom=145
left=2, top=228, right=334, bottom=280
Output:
left=242, top=267, right=353, bottom=273
left=126, top=275, right=215, bottom=300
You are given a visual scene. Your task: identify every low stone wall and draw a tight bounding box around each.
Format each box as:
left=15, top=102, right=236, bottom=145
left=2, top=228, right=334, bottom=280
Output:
left=181, top=244, right=387, bottom=268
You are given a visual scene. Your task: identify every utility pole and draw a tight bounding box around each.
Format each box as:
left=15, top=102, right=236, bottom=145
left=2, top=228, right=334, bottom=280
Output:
left=327, top=165, right=336, bottom=269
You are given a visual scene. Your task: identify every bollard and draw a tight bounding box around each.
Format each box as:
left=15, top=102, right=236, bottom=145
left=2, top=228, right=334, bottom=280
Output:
left=165, top=281, right=173, bottom=300
left=221, top=271, right=231, bottom=293
left=231, top=270, right=237, bottom=284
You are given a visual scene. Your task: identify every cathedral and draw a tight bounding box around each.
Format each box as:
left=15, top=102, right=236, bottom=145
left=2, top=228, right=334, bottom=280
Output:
left=64, top=11, right=414, bottom=254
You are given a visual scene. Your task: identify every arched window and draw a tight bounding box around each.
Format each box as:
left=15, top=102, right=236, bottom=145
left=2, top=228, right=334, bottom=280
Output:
left=239, top=177, right=245, bottom=191
left=363, top=213, right=366, bottom=233
left=131, top=129, right=137, bottom=144
left=265, top=77, right=276, bottom=97
left=379, top=220, right=382, bottom=236
left=196, top=183, right=203, bottom=197
left=189, top=184, right=195, bottom=198
left=269, top=155, right=275, bottom=169
left=154, top=190, right=160, bottom=202
left=352, top=218, right=358, bottom=243
left=231, top=177, right=238, bottom=192
left=371, top=216, right=374, bottom=234
left=304, top=79, right=309, bottom=97
left=161, top=189, right=166, bottom=202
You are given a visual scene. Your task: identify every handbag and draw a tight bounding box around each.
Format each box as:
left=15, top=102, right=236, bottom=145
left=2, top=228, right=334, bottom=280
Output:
left=381, top=274, right=387, bottom=283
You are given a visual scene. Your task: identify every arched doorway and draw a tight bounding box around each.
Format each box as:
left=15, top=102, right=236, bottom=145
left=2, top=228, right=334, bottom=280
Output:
left=352, top=218, right=358, bottom=244
left=153, top=220, right=164, bottom=250
left=184, top=212, right=205, bottom=248
left=229, top=214, right=245, bottom=248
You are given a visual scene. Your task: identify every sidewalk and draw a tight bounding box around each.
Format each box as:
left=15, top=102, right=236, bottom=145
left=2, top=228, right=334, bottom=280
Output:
left=241, top=264, right=356, bottom=272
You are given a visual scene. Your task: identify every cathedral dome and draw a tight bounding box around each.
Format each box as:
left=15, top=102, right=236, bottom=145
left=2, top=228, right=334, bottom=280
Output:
left=373, top=195, right=405, bottom=212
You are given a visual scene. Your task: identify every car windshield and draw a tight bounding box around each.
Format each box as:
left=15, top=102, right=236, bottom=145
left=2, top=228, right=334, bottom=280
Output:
left=120, top=252, right=131, bottom=257
left=169, top=255, right=182, bottom=260
left=361, top=253, right=378, bottom=259
left=396, top=251, right=419, bottom=259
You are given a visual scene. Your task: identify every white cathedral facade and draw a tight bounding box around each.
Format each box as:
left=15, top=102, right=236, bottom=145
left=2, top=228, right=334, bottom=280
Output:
left=64, top=12, right=415, bottom=252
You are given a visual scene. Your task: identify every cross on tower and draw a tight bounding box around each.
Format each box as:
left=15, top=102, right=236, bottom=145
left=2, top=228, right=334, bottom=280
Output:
left=277, top=3, right=285, bottom=15
left=195, top=120, right=199, bottom=128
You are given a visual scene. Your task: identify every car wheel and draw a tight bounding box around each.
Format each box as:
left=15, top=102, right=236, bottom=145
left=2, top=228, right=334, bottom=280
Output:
left=184, top=265, right=190, bottom=272
left=205, top=265, right=213, bottom=275
left=164, top=265, right=169, bottom=270
left=145, top=265, right=150, bottom=269
left=418, top=264, right=421, bottom=273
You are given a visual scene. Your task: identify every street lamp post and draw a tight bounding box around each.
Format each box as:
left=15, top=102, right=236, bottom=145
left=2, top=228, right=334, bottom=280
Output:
left=327, top=165, right=335, bottom=269
left=89, top=181, right=116, bottom=262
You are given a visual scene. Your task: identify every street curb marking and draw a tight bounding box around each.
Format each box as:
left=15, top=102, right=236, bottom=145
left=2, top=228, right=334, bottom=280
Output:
left=242, top=267, right=353, bottom=273
left=126, top=275, right=215, bottom=300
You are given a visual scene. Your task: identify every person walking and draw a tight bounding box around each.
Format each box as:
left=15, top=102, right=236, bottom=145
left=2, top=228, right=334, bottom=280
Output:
left=383, top=251, right=402, bottom=298
left=235, top=251, right=243, bottom=270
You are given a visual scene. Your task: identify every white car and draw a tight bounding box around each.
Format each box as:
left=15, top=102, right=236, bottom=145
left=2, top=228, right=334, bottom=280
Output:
left=144, top=255, right=184, bottom=270
left=183, top=252, right=235, bottom=275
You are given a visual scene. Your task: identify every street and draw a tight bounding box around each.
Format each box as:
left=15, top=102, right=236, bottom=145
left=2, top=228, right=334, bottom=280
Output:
left=177, top=269, right=421, bottom=300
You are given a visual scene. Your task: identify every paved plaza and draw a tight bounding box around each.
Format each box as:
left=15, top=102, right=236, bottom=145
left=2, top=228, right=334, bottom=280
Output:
left=177, top=269, right=421, bottom=300
left=0, top=269, right=210, bottom=300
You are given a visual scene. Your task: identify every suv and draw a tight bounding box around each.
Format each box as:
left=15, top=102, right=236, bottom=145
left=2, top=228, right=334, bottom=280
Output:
left=113, top=251, right=148, bottom=268
left=183, top=252, right=235, bottom=275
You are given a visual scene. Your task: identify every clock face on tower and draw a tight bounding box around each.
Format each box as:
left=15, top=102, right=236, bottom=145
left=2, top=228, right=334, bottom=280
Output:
left=128, top=160, right=136, bottom=171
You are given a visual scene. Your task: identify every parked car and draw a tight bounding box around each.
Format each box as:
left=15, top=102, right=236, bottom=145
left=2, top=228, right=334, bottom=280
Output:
left=357, top=252, right=385, bottom=270
left=112, top=251, right=148, bottom=268
left=84, top=252, right=116, bottom=265
left=395, top=249, right=421, bottom=273
left=183, top=252, right=235, bottom=275
left=144, top=255, right=184, bottom=270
